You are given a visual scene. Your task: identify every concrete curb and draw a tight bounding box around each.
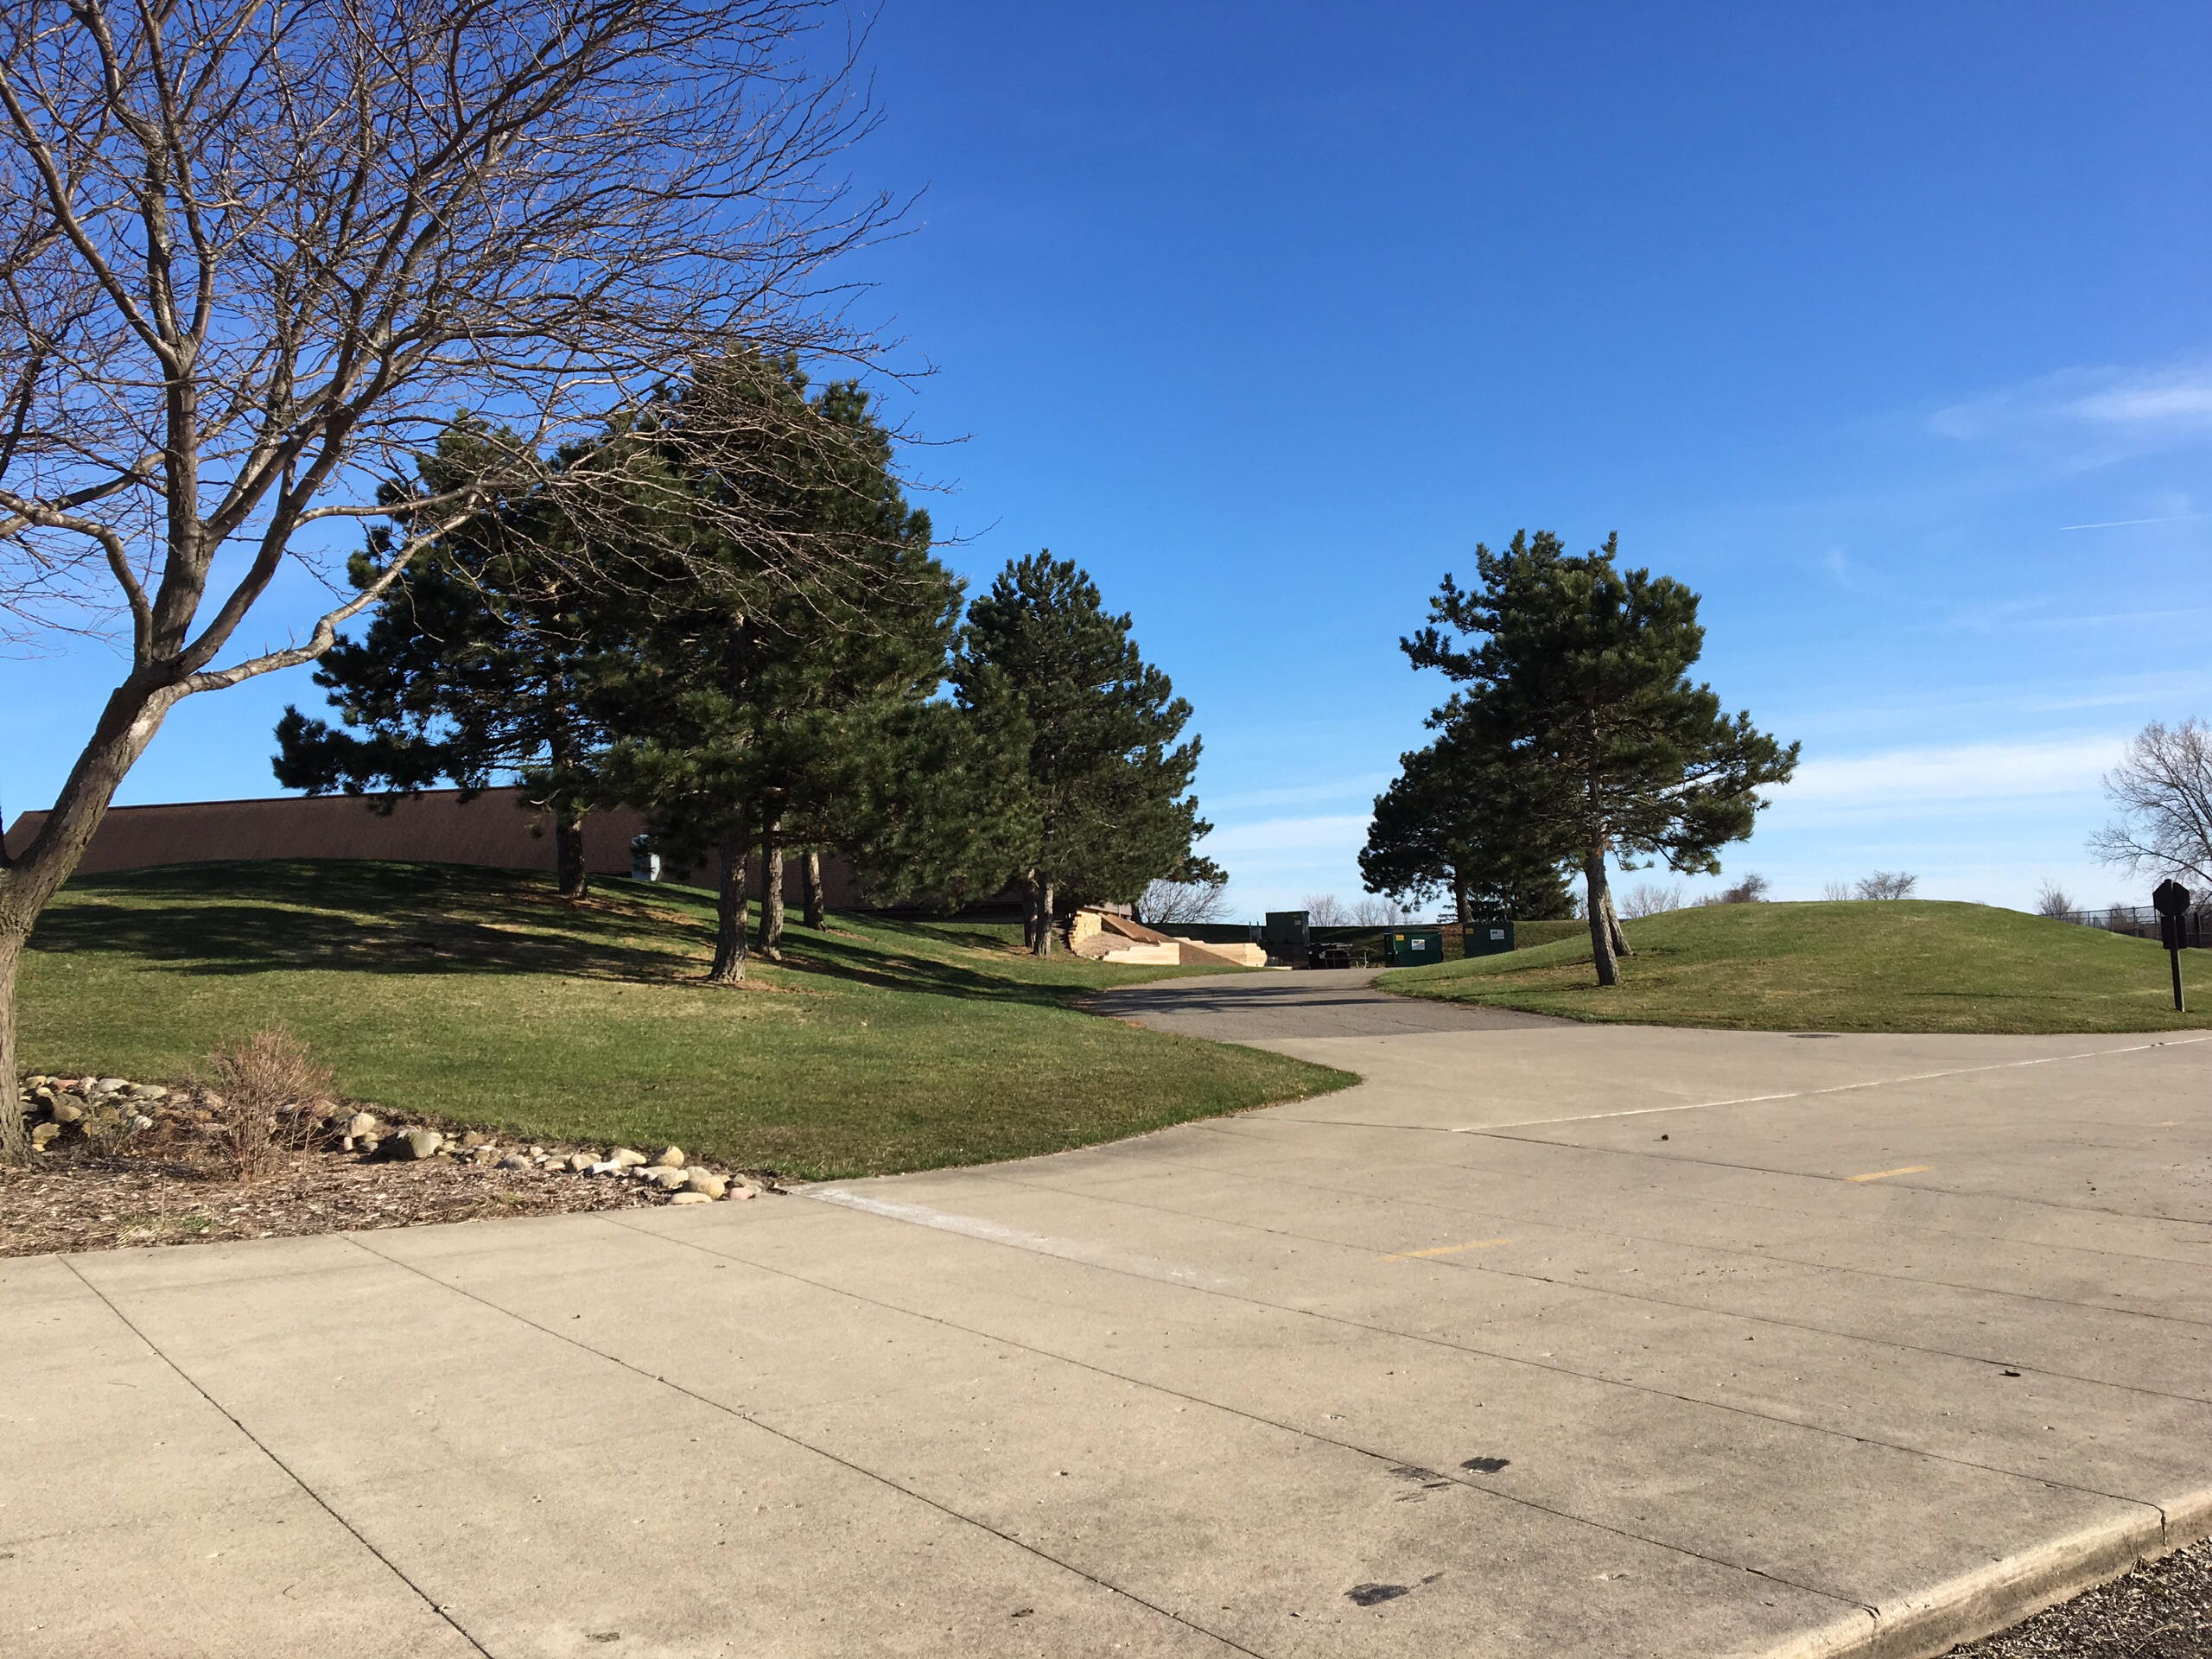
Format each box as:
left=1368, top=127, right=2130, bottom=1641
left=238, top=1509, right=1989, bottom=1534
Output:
left=1750, top=1489, right=2212, bottom=1659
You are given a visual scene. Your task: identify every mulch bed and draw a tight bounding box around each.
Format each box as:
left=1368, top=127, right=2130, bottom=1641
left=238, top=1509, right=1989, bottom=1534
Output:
left=1944, top=1535, right=2212, bottom=1657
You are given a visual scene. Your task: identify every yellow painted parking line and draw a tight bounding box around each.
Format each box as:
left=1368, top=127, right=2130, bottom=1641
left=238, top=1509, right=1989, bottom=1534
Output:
left=1846, top=1164, right=1930, bottom=1183
left=1382, top=1237, right=1511, bottom=1262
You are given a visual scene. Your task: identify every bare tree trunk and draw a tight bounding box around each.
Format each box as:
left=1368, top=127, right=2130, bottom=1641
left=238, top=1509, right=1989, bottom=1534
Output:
left=0, top=0, right=895, bottom=1161
left=707, top=829, right=748, bottom=984
left=0, top=930, right=25, bottom=1163
left=1584, top=848, right=1620, bottom=988
left=758, top=809, right=785, bottom=961
left=1033, top=878, right=1056, bottom=958
left=0, top=681, right=192, bottom=1160
left=802, top=849, right=825, bottom=930
left=554, top=812, right=588, bottom=901
left=1023, top=871, right=1042, bottom=952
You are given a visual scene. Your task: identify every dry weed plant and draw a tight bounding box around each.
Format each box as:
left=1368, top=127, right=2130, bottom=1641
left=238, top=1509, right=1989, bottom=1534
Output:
left=202, top=1030, right=337, bottom=1183
left=78, top=1096, right=153, bottom=1155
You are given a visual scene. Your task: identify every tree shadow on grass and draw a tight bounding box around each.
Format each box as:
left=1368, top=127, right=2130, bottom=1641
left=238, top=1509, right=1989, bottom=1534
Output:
left=29, top=861, right=1142, bottom=1009
left=766, top=919, right=1130, bottom=1009
left=31, top=861, right=704, bottom=982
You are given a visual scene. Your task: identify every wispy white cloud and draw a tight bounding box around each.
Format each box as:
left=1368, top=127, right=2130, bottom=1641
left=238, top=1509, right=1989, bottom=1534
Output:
left=1929, top=364, right=2212, bottom=454
left=1815, top=546, right=1878, bottom=594
left=1205, top=774, right=1392, bottom=812
left=1204, top=812, right=1370, bottom=856
left=2057, top=512, right=2209, bottom=531
left=1765, top=737, right=2122, bottom=827
left=2069, top=377, right=2212, bottom=426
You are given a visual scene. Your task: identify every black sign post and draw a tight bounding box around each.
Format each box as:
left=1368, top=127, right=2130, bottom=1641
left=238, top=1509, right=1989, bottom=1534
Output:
left=2152, top=880, right=2191, bottom=1013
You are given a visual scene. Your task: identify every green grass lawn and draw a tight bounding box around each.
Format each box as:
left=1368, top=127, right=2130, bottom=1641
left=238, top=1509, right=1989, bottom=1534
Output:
left=20, top=861, right=1352, bottom=1179
left=1379, top=899, right=2211, bottom=1033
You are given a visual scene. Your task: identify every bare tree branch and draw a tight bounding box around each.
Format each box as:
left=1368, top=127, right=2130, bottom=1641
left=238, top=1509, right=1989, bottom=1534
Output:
left=2091, top=718, right=2212, bottom=890
left=0, top=0, right=900, bottom=1160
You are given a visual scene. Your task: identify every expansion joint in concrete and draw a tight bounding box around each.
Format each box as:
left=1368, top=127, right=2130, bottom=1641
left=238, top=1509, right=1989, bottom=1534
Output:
left=340, top=1231, right=1271, bottom=1659
left=60, top=1257, right=497, bottom=1659
left=615, top=1211, right=1872, bottom=1617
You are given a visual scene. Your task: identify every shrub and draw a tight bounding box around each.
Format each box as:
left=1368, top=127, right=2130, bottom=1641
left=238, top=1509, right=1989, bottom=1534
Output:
left=1855, top=871, right=1918, bottom=900
left=78, top=1095, right=153, bottom=1155
left=1700, top=872, right=1770, bottom=906
left=202, top=1029, right=337, bottom=1183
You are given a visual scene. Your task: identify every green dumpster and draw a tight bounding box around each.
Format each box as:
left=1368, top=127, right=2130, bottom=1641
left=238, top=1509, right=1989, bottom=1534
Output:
left=1459, top=920, right=1516, bottom=957
left=1384, top=928, right=1445, bottom=965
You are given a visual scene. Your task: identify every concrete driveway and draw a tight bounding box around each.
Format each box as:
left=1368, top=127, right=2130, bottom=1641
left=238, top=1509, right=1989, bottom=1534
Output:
left=7, top=970, right=2210, bottom=1658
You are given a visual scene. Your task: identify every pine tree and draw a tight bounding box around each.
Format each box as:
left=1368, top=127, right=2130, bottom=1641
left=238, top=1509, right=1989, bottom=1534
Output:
left=272, top=421, right=613, bottom=898
left=840, top=694, right=1040, bottom=912
left=591, top=358, right=954, bottom=979
left=735, top=379, right=958, bottom=959
left=950, top=554, right=1211, bottom=955
left=1405, top=531, right=1797, bottom=986
left=1359, top=724, right=1574, bottom=922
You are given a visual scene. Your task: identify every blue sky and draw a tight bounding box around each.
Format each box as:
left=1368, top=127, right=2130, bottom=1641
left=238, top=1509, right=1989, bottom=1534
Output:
left=10, top=2, right=2212, bottom=918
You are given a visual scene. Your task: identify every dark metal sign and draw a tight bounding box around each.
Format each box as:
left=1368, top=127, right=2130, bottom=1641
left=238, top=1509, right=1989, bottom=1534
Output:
left=2153, top=880, right=2190, bottom=1011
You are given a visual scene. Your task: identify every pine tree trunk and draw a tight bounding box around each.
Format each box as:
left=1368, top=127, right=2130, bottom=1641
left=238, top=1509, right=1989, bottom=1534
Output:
left=554, top=812, right=588, bottom=900
left=758, top=810, right=785, bottom=961
left=1584, top=848, right=1620, bottom=988
left=546, top=717, right=588, bottom=900
left=0, top=927, right=25, bottom=1163
left=1033, top=878, right=1055, bottom=957
left=707, top=829, right=748, bottom=984
left=802, top=849, right=825, bottom=930
left=1605, top=886, right=1631, bottom=958
left=1023, top=871, right=1042, bottom=952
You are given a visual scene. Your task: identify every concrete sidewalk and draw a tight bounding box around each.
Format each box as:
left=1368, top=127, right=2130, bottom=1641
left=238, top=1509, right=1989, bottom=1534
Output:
left=6, top=975, right=2209, bottom=1658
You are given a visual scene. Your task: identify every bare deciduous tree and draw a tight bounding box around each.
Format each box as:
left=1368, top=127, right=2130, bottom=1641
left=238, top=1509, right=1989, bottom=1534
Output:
left=1301, top=893, right=1351, bottom=926
left=1138, top=877, right=1230, bottom=927
left=0, top=0, right=889, bottom=1159
left=1820, top=880, right=1853, bottom=902
left=2089, top=719, right=2212, bottom=891
left=2034, top=880, right=2075, bottom=918
left=1854, top=871, right=1918, bottom=900
left=1619, top=881, right=1684, bottom=918
left=1351, top=894, right=1406, bottom=927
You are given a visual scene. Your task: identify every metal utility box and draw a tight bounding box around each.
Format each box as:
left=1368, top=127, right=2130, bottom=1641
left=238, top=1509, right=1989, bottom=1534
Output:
left=1384, top=927, right=1445, bottom=965
left=1262, top=910, right=1310, bottom=965
left=1459, top=920, right=1516, bottom=957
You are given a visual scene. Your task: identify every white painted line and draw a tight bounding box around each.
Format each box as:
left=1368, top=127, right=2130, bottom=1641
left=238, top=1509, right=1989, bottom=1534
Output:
left=1459, top=1034, right=2212, bottom=1133
left=804, top=1188, right=1225, bottom=1287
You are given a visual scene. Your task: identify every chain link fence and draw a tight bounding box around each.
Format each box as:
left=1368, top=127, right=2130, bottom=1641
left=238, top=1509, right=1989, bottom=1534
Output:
left=2050, top=905, right=2212, bottom=949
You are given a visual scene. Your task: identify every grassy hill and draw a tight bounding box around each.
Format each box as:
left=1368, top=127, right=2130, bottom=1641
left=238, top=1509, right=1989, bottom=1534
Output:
left=20, top=861, right=1352, bottom=1179
left=1379, top=899, right=2211, bottom=1033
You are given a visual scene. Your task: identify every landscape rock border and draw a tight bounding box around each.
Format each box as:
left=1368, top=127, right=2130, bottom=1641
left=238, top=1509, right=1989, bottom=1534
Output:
left=16, top=1072, right=765, bottom=1203
left=5, top=1071, right=781, bottom=1258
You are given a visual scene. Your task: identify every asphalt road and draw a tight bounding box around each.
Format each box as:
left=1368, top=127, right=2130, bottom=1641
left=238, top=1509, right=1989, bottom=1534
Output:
left=7, top=969, right=2210, bottom=1657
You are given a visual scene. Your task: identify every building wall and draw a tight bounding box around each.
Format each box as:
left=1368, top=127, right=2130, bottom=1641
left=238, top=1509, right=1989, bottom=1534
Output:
left=1, top=787, right=868, bottom=906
